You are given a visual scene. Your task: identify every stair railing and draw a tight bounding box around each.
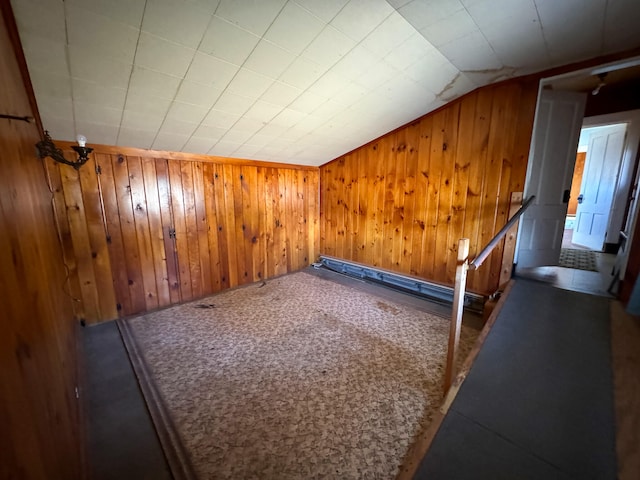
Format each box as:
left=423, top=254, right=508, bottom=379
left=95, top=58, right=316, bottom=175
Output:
left=443, top=194, right=535, bottom=393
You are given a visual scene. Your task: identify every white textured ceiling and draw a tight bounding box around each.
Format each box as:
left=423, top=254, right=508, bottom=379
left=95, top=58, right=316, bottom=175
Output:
left=11, top=0, right=640, bottom=166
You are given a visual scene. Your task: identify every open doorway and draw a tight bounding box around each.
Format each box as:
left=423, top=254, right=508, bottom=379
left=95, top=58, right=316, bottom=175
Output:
left=561, top=123, right=628, bottom=256
left=515, top=58, right=640, bottom=297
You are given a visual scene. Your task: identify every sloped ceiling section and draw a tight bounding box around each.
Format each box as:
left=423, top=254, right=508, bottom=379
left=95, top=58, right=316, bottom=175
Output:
left=11, top=0, right=640, bottom=166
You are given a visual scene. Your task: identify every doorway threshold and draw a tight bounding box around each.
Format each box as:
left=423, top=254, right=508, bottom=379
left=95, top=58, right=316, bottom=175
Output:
left=515, top=252, right=616, bottom=297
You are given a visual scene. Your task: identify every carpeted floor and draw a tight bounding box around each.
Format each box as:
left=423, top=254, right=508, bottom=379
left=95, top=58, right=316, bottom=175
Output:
left=559, top=248, right=598, bottom=271
left=121, top=271, right=479, bottom=479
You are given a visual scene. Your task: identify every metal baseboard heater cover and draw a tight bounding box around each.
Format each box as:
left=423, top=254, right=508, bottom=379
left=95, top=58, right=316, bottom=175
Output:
left=318, top=255, right=485, bottom=314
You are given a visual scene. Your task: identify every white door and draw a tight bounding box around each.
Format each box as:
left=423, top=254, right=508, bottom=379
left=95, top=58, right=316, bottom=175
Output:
left=516, top=89, right=587, bottom=270
left=572, top=124, right=627, bottom=250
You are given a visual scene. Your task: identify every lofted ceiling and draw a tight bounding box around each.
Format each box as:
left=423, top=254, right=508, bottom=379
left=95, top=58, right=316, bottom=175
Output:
left=11, top=0, right=640, bottom=166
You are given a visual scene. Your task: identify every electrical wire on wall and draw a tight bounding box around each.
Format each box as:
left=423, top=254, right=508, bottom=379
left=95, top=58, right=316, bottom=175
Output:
left=40, top=155, right=83, bottom=311
left=94, top=161, right=111, bottom=244
left=2, top=113, right=84, bottom=316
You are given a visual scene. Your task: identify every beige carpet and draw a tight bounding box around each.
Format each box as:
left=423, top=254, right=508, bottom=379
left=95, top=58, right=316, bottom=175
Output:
left=121, top=271, right=479, bottom=479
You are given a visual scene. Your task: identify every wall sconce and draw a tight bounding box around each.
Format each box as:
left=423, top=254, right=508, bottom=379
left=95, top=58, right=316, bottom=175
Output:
left=36, top=131, right=93, bottom=169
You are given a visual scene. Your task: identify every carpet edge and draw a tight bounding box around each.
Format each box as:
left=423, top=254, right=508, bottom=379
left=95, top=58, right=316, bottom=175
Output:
left=117, top=318, right=198, bottom=480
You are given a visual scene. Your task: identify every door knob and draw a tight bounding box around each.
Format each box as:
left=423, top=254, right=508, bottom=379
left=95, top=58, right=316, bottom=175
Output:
left=577, top=194, right=584, bottom=204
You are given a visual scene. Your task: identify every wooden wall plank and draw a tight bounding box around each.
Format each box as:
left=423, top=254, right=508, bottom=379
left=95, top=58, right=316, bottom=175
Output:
left=295, top=169, right=306, bottom=267
left=96, top=154, right=131, bottom=315
left=488, top=85, right=522, bottom=290
left=392, top=131, right=408, bottom=270
left=331, top=161, right=346, bottom=260
left=276, top=169, right=290, bottom=274
left=232, top=164, right=249, bottom=284
left=500, top=192, right=524, bottom=286
left=222, top=164, right=240, bottom=287
left=423, top=110, right=445, bottom=278
left=354, top=150, right=367, bottom=264
left=59, top=164, right=102, bottom=321
left=342, top=154, right=355, bottom=260
left=365, top=141, right=386, bottom=267
left=111, top=154, right=147, bottom=314
left=257, top=167, right=268, bottom=279
left=128, top=156, right=159, bottom=311
left=77, top=154, right=118, bottom=321
left=410, top=116, right=433, bottom=277
left=202, top=162, right=221, bottom=292
left=434, top=104, right=460, bottom=283
left=192, top=161, right=213, bottom=294
left=447, top=99, right=474, bottom=269
left=301, top=169, right=311, bottom=265
left=155, top=158, right=181, bottom=304
left=180, top=161, right=202, bottom=298
left=476, top=87, right=516, bottom=292
left=319, top=79, right=538, bottom=295
left=45, top=158, right=86, bottom=321
left=282, top=169, right=292, bottom=270
left=510, top=81, right=539, bottom=195
left=381, top=133, right=398, bottom=270
left=168, top=159, right=193, bottom=301
left=400, top=122, right=420, bottom=271
left=248, top=166, right=261, bottom=280
left=460, top=89, right=492, bottom=291
left=311, top=167, right=320, bottom=263
left=320, top=163, right=335, bottom=258
left=213, top=163, right=233, bottom=290
left=264, top=167, right=277, bottom=276
left=141, top=158, right=171, bottom=308
left=241, top=165, right=259, bottom=281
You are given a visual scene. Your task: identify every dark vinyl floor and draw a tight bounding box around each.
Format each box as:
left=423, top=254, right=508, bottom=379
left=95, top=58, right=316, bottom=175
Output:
left=414, top=278, right=616, bottom=479
left=84, top=320, right=172, bottom=480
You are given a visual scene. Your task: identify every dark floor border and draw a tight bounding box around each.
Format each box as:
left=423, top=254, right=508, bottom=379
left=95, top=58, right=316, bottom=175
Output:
left=117, top=319, right=197, bottom=480
left=396, top=279, right=515, bottom=480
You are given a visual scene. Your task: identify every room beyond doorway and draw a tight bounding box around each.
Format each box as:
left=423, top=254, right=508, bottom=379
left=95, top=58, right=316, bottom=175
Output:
left=563, top=123, right=628, bottom=253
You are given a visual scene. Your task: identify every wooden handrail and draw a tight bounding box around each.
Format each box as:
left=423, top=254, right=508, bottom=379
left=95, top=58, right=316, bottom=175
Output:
left=443, top=238, right=470, bottom=393
left=469, top=195, right=535, bottom=270
left=443, top=193, right=534, bottom=394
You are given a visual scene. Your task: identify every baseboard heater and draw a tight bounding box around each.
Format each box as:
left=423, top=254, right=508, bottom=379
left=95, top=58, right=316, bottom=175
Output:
left=318, top=255, right=485, bottom=314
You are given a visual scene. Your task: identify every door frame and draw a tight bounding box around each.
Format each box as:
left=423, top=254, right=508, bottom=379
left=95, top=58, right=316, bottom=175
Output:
left=572, top=122, right=628, bottom=250
left=515, top=56, right=640, bottom=279
left=581, top=111, right=640, bottom=262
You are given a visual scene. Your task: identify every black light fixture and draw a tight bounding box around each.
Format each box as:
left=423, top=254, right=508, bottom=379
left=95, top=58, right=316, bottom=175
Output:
left=36, top=131, right=93, bottom=169
left=591, top=72, right=608, bottom=96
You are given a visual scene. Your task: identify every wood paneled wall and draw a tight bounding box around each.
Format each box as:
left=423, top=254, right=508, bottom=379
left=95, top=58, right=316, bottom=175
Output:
left=320, top=80, right=538, bottom=295
left=568, top=152, right=586, bottom=216
left=49, top=145, right=319, bottom=323
left=1, top=3, right=84, bottom=478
